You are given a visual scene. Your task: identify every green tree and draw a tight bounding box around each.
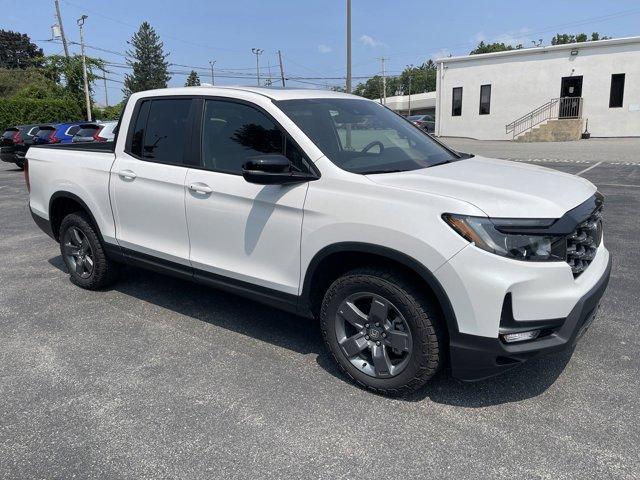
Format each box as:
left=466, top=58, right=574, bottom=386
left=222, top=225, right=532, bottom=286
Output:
left=185, top=70, right=201, bottom=86
left=39, top=55, right=105, bottom=114
left=551, top=32, right=610, bottom=45
left=353, top=60, right=437, bottom=100
left=470, top=41, right=523, bottom=55
left=123, top=22, right=170, bottom=96
left=0, top=68, right=55, bottom=98
left=0, top=30, right=43, bottom=69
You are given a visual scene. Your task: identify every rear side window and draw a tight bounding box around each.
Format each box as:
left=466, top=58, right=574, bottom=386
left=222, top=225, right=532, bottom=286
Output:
left=201, top=99, right=310, bottom=175
left=37, top=128, right=54, bottom=138
left=66, top=125, right=81, bottom=136
left=76, top=126, right=100, bottom=137
left=128, top=98, right=192, bottom=165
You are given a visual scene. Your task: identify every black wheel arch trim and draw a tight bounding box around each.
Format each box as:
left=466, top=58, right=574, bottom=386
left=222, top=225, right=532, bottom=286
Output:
left=48, top=191, right=104, bottom=243
left=300, top=242, right=460, bottom=334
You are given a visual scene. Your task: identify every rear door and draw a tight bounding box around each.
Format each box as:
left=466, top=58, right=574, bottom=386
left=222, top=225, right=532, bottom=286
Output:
left=110, top=97, right=198, bottom=265
left=184, top=98, right=312, bottom=295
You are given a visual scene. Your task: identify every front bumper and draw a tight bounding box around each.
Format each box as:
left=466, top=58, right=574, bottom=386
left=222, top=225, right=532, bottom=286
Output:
left=448, top=254, right=611, bottom=381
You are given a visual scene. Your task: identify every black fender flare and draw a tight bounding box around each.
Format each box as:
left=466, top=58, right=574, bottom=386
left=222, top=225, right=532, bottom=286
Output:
left=299, top=242, right=459, bottom=334
left=48, top=191, right=103, bottom=242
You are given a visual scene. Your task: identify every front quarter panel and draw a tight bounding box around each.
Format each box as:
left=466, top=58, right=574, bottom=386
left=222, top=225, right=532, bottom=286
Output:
left=299, top=156, right=482, bottom=295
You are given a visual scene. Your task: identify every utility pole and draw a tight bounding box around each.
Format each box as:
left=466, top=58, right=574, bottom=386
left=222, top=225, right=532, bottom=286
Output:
left=251, top=48, right=263, bottom=86
left=102, top=68, right=109, bottom=107
left=209, top=60, right=216, bottom=85
left=53, top=0, right=70, bottom=58
left=408, top=75, right=412, bottom=116
left=77, top=15, right=92, bottom=121
left=277, top=50, right=285, bottom=87
left=266, top=59, right=273, bottom=86
left=346, top=0, right=352, bottom=93
left=381, top=57, right=387, bottom=105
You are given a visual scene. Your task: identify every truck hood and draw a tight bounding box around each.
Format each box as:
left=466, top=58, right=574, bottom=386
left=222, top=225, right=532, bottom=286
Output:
left=366, top=156, right=596, bottom=218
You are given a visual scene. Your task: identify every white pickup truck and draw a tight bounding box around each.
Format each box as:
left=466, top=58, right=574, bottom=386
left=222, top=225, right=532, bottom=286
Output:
left=26, top=87, right=611, bottom=395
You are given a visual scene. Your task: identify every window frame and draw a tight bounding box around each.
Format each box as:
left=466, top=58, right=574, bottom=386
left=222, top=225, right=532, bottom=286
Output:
left=609, top=73, right=625, bottom=108
left=124, top=95, right=200, bottom=167
left=479, top=84, right=491, bottom=115
left=196, top=96, right=319, bottom=177
left=452, top=87, right=463, bottom=116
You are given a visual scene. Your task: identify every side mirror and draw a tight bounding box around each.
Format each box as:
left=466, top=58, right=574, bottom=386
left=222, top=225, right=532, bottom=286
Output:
left=242, top=154, right=318, bottom=185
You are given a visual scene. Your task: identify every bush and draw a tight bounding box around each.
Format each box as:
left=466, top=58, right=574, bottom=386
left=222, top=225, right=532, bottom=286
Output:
left=0, top=98, right=83, bottom=130
left=93, top=103, right=123, bottom=121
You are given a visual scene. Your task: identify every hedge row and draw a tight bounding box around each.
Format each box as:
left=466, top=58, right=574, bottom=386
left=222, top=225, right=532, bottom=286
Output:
left=0, top=98, right=83, bottom=131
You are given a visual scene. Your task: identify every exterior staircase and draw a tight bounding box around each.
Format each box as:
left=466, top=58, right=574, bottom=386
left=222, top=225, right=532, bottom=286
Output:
left=515, top=118, right=583, bottom=142
left=506, top=97, right=584, bottom=142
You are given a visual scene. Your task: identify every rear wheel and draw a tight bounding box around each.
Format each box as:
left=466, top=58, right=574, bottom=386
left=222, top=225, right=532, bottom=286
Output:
left=59, top=212, right=118, bottom=289
left=320, top=267, right=443, bottom=396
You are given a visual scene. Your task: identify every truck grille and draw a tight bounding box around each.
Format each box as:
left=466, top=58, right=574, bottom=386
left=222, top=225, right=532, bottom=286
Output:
left=566, top=206, right=603, bottom=277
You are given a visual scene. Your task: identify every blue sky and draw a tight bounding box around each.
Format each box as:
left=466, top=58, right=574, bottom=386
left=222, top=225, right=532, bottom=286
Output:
left=3, top=0, right=640, bottom=104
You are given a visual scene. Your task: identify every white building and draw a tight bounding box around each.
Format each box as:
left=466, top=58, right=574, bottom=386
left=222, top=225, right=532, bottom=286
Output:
left=435, top=36, right=640, bottom=140
left=381, top=91, right=436, bottom=116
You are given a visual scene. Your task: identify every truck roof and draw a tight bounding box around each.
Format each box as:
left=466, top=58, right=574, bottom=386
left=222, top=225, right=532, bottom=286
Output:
left=129, top=86, right=360, bottom=101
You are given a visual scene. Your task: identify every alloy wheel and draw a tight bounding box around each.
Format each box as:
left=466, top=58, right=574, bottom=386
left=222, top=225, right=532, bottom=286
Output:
left=335, top=292, right=413, bottom=378
left=62, top=226, right=94, bottom=279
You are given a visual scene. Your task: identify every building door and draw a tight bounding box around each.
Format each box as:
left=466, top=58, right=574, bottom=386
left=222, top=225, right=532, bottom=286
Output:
left=559, top=76, right=583, bottom=118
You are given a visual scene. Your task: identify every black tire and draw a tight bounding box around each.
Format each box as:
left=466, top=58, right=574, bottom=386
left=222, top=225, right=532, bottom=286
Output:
left=59, top=212, right=119, bottom=290
left=15, top=161, right=24, bottom=170
left=320, top=267, right=443, bottom=396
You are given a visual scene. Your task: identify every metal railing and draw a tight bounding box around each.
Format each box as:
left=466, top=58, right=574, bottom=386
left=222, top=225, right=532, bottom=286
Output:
left=506, top=97, right=583, bottom=139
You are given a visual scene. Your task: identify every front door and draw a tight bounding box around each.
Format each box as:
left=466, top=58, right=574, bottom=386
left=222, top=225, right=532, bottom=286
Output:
left=559, top=76, right=583, bottom=118
left=111, top=97, right=196, bottom=265
left=184, top=98, right=312, bottom=295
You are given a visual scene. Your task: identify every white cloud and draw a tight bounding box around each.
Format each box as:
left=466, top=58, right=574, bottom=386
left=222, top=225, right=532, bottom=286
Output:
left=473, top=31, right=486, bottom=43
left=359, top=34, right=384, bottom=47
left=494, top=27, right=533, bottom=47
left=318, top=44, right=332, bottom=54
left=431, top=48, right=451, bottom=60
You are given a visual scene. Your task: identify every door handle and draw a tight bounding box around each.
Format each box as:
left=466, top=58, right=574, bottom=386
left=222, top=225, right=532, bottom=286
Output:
left=117, top=169, right=137, bottom=180
left=188, top=183, right=213, bottom=195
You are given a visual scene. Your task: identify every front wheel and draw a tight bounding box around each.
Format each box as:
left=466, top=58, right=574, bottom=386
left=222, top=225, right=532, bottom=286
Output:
left=320, top=267, right=443, bottom=396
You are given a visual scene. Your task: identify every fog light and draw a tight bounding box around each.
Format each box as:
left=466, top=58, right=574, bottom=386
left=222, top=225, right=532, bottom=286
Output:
left=501, top=330, right=540, bottom=343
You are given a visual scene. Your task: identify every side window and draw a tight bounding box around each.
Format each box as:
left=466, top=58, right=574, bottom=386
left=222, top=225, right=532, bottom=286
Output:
left=452, top=87, right=463, bottom=116
left=67, top=125, right=81, bottom=136
left=201, top=99, right=310, bottom=175
left=479, top=84, right=491, bottom=115
left=142, top=99, right=192, bottom=164
left=129, top=100, right=150, bottom=157
left=609, top=74, right=625, bottom=108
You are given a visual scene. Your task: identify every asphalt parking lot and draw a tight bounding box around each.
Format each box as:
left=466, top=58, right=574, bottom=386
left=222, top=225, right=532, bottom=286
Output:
left=1, top=141, right=639, bottom=479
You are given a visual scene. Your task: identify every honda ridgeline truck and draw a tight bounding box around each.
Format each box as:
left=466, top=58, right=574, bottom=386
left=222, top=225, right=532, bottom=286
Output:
left=26, top=87, right=611, bottom=395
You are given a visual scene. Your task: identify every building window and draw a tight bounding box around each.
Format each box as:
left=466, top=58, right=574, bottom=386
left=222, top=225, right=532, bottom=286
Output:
left=609, top=74, right=625, bottom=108
left=452, top=87, right=462, bottom=116
left=479, top=84, right=491, bottom=115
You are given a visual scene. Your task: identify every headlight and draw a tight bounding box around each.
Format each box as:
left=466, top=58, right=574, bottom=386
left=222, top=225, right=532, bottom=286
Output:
left=442, top=213, right=566, bottom=261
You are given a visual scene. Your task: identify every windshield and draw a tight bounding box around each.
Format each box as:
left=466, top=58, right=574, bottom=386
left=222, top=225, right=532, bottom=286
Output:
left=275, top=98, right=456, bottom=174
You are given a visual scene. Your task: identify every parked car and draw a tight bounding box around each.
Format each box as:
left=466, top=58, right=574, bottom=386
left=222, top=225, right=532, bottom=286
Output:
left=31, top=124, right=60, bottom=145
left=32, top=123, right=83, bottom=145
left=0, top=124, right=39, bottom=169
left=26, top=87, right=611, bottom=396
left=72, top=121, right=117, bottom=143
left=96, top=121, right=117, bottom=142
left=407, top=114, right=435, bottom=133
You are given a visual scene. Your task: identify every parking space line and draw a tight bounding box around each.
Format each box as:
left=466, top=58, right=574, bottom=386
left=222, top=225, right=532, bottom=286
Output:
left=576, top=161, right=603, bottom=176
left=597, top=183, right=640, bottom=188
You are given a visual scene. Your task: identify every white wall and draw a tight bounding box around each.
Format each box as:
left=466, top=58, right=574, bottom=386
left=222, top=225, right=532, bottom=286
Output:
left=436, top=40, right=640, bottom=140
